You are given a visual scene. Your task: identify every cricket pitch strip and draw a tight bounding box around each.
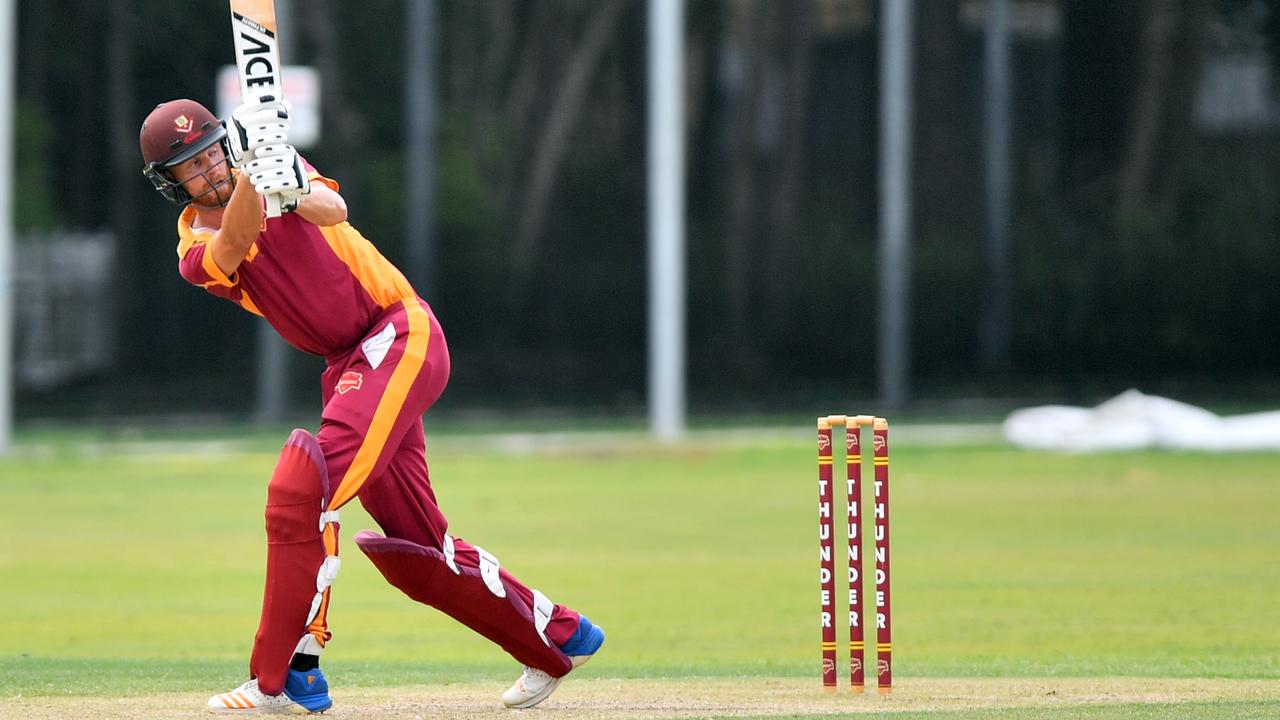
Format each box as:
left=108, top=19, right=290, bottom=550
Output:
left=4, top=677, right=1278, bottom=719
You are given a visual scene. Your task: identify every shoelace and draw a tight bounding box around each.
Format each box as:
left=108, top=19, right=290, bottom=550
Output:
left=232, top=680, right=260, bottom=697
left=521, top=667, right=554, bottom=688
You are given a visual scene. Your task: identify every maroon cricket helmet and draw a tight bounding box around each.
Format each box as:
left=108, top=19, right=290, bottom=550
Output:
left=139, top=99, right=230, bottom=206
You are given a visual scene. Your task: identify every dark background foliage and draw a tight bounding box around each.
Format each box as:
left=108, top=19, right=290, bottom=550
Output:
left=15, top=0, right=1280, bottom=418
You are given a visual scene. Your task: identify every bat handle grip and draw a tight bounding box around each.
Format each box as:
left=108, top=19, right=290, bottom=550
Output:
left=264, top=193, right=283, bottom=219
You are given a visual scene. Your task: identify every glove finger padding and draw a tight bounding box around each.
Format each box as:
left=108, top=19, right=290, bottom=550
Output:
left=228, top=124, right=290, bottom=168
left=246, top=146, right=296, bottom=174
left=249, top=142, right=296, bottom=159
left=228, top=101, right=293, bottom=167
left=245, top=122, right=289, bottom=151
left=250, top=151, right=310, bottom=197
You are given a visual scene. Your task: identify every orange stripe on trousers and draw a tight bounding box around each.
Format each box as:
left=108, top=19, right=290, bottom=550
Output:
left=327, top=297, right=430, bottom=511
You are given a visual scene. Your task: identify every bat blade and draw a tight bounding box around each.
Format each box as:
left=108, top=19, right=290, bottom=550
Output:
left=230, top=0, right=285, bottom=217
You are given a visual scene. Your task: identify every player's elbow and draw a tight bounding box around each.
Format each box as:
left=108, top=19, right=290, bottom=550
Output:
left=317, top=186, right=347, bottom=225
left=299, top=188, right=348, bottom=226
left=329, top=194, right=348, bottom=224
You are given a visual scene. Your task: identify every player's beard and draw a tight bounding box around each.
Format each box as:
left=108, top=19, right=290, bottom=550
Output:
left=189, top=165, right=236, bottom=209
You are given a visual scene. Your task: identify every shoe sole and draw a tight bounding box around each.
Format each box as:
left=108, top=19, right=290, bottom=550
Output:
left=207, top=700, right=330, bottom=714
left=287, top=696, right=333, bottom=714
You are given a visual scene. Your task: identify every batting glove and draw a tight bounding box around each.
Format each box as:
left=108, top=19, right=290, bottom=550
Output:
left=226, top=100, right=291, bottom=168
left=246, top=143, right=310, bottom=210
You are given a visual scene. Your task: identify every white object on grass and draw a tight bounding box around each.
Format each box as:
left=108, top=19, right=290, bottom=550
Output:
left=1003, top=389, right=1280, bottom=452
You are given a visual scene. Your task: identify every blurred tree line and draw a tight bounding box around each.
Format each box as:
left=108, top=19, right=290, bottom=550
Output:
left=14, top=0, right=1280, bottom=418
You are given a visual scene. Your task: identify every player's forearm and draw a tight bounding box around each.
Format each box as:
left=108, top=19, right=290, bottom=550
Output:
left=293, top=185, right=348, bottom=227
left=211, top=175, right=265, bottom=277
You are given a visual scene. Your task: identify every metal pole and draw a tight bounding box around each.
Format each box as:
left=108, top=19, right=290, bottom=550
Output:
left=404, top=0, right=438, bottom=293
left=0, top=0, right=14, bottom=454
left=648, top=0, right=686, bottom=441
left=878, top=0, right=914, bottom=408
left=982, top=0, right=1012, bottom=369
left=254, top=0, right=296, bottom=424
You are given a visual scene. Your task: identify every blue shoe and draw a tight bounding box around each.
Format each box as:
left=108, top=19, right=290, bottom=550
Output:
left=283, top=667, right=333, bottom=713
left=502, top=615, right=605, bottom=709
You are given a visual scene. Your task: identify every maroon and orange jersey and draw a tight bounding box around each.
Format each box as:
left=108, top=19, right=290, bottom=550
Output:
left=175, top=161, right=416, bottom=357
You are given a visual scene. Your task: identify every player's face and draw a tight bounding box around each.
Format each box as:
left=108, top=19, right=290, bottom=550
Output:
left=172, top=143, right=234, bottom=208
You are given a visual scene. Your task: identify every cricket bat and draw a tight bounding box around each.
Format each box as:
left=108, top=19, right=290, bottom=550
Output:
left=229, top=0, right=285, bottom=218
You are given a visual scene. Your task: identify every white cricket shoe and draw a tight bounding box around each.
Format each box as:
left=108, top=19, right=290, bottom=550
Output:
left=502, top=665, right=563, bottom=710
left=502, top=615, right=605, bottom=709
left=207, top=677, right=314, bottom=714
left=501, top=655, right=595, bottom=709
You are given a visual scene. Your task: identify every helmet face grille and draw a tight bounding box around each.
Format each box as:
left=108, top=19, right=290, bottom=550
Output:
left=142, top=161, right=192, bottom=205
left=142, top=158, right=235, bottom=208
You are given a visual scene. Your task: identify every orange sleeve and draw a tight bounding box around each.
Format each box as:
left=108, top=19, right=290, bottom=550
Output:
left=301, top=156, right=339, bottom=193
left=176, top=208, right=237, bottom=289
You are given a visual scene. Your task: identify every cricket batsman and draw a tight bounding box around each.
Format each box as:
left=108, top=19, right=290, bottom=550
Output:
left=138, top=98, right=604, bottom=713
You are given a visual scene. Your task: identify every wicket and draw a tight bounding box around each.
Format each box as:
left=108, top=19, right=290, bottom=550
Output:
left=817, top=414, right=892, bottom=694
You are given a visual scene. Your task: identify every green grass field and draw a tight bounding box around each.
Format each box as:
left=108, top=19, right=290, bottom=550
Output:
left=1, top=424, right=1278, bottom=718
